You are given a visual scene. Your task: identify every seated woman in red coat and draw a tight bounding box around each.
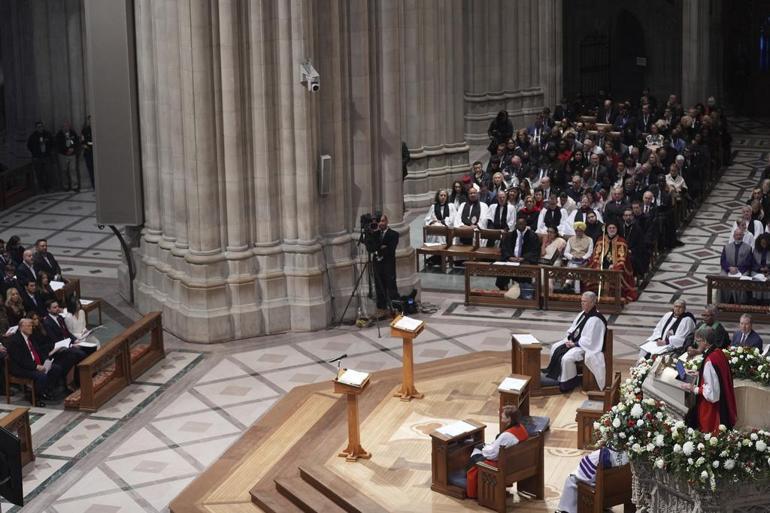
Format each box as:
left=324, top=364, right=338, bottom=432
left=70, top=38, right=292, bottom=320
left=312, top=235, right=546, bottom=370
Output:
left=466, top=405, right=529, bottom=498
left=680, top=326, right=737, bottom=434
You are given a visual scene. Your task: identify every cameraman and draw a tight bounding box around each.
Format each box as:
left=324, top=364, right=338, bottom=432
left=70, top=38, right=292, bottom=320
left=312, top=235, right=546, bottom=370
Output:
left=373, top=215, right=400, bottom=314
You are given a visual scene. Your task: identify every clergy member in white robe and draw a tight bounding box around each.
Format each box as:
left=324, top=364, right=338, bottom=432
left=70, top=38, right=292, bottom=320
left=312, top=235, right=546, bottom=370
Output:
left=423, top=189, right=456, bottom=243
left=544, top=291, right=607, bottom=392
left=638, top=298, right=696, bottom=358
left=452, top=185, right=489, bottom=245
left=556, top=448, right=628, bottom=513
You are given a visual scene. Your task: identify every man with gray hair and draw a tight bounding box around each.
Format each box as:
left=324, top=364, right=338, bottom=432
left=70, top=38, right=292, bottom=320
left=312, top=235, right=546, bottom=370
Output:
left=731, top=314, right=763, bottom=351
left=639, top=299, right=696, bottom=358
left=544, top=291, right=608, bottom=392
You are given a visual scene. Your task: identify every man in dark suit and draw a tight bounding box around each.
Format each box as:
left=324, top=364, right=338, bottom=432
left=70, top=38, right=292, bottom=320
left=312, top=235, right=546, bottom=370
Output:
left=33, top=239, right=62, bottom=280
left=597, top=99, right=616, bottom=125
left=6, top=318, right=55, bottom=405
left=495, top=218, right=540, bottom=290
left=731, top=314, right=764, bottom=351
left=41, top=300, right=87, bottom=380
left=620, top=209, right=648, bottom=278
left=15, top=249, right=37, bottom=286
left=603, top=187, right=628, bottom=227
left=373, top=215, right=399, bottom=313
left=21, top=280, right=45, bottom=316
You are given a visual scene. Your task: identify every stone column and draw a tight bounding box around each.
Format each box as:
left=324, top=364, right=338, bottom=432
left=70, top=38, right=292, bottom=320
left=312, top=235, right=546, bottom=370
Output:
left=681, top=0, right=711, bottom=107
left=401, top=0, right=469, bottom=209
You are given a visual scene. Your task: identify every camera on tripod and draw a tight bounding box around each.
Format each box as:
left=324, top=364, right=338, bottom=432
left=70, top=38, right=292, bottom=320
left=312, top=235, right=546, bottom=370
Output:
left=359, top=211, right=382, bottom=254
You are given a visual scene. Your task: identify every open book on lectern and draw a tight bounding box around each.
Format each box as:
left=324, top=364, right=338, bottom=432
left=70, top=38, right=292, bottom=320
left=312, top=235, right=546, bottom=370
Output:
left=336, top=368, right=370, bottom=388
left=391, top=315, right=424, bottom=333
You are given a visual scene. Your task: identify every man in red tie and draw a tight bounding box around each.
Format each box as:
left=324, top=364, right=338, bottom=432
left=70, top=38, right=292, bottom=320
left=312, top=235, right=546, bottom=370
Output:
left=6, top=318, right=57, bottom=405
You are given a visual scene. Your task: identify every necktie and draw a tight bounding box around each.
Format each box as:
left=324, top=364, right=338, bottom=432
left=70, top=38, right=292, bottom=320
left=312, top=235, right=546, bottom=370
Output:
left=515, top=231, right=524, bottom=257
left=44, top=255, right=52, bottom=268
left=58, top=316, right=72, bottom=339
left=26, top=336, right=41, bottom=365
left=644, top=205, right=649, bottom=214
left=735, top=243, right=741, bottom=267
left=740, top=333, right=746, bottom=346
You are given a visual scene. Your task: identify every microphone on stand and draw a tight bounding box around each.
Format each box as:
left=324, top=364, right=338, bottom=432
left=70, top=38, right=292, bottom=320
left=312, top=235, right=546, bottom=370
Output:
left=328, top=354, right=348, bottom=369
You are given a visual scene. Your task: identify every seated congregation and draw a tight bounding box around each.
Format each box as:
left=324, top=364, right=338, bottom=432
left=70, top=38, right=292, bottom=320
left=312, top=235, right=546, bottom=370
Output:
left=422, top=91, right=731, bottom=305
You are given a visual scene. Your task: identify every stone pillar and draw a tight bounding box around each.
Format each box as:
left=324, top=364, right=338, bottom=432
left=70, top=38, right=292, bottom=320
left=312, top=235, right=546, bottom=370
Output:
left=682, top=0, right=712, bottom=107
left=130, top=0, right=416, bottom=342
left=401, top=0, right=469, bottom=209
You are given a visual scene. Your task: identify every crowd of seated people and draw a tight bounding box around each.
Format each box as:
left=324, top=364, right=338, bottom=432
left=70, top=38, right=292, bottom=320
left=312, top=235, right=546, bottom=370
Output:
left=0, top=237, right=96, bottom=407
left=424, top=90, right=731, bottom=301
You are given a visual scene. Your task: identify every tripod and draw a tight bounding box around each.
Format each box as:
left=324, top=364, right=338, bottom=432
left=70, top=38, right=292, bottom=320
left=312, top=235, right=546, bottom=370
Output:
left=337, top=240, right=393, bottom=338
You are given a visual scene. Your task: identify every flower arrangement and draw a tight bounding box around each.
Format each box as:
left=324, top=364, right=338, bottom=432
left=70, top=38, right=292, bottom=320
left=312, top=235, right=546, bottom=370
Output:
left=595, top=348, right=770, bottom=491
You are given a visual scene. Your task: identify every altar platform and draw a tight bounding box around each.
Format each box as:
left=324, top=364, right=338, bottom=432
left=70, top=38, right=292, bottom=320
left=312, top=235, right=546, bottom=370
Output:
left=170, top=350, right=635, bottom=513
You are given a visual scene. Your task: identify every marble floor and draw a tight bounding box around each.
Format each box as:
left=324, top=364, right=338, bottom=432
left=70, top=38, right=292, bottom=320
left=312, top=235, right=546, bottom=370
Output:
left=0, top=116, right=767, bottom=512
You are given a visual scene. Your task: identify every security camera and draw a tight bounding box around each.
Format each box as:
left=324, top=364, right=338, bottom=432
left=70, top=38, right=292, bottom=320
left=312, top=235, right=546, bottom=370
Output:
left=300, top=60, right=320, bottom=92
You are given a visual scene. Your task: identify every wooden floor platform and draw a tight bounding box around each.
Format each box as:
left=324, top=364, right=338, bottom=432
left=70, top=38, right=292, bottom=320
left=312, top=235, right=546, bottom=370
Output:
left=170, top=351, right=635, bottom=513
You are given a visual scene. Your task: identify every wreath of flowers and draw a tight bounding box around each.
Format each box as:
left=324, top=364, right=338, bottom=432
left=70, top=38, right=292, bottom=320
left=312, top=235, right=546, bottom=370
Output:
left=595, top=347, right=770, bottom=491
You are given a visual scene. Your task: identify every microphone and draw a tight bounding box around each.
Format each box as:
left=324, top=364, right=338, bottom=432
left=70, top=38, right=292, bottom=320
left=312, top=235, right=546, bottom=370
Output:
left=328, top=354, right=348, bottom=369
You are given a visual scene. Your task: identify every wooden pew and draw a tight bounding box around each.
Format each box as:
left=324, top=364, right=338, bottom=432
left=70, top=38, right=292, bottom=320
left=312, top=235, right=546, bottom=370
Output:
left=706, top=275, right=770, bottom=322
left=416, top=225, right=453, bottom=272
left=577, top=460, right=634, bottom=513
left=0, top=407, right=35, bottom=467
left=576, top=371, right=621, bottom=449
left=542, top=267, right=625, bottom=314
left=511, top=330, right=613, bottom=397
left=465, top=262, right=541, bottom=309
left=4, top=357, right=37, bottom=407
left=65, top=312, right=164, bottom=412
left=54, top=278, right=81, bottom=305
left=476, top=434, right=544, bottom=513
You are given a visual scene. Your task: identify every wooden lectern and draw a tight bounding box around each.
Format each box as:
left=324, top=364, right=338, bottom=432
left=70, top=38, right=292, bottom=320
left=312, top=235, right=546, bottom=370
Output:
left=390, top=315, right=425, bottom=401
left=511, top=334, right=560, bottom=397
left=497, top=374, right=531, bottom=431
left=430, top=419, right=486, bottom=499
left=333, top=369, right=371, bottom=462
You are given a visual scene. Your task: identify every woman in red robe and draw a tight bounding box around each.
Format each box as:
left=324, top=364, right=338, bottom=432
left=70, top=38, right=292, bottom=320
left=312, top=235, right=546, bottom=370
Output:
left=588, top=222, right=638, bottom=302
left=465, top=406, right=529, bottom=498
left=681, top=326, right=737, bottom=434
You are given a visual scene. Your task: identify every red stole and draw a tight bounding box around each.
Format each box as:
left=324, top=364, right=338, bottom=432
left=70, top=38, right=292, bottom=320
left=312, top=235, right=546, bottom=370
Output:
left=697, top=348, right=737, bottom=434
left=466, top=424, right=529, bottom=498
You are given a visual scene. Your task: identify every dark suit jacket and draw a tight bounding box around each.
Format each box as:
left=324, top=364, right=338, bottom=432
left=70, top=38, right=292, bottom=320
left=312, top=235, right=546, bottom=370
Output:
left=42, top=314, right=75, bottom=344
left=376, top=229, right=399, bottom=275
left=33, top=252, right=62, bottom=279
left=501, top=229, right=540, bottom=265
left=731, top=330, right=763, bottom=351
left=7, top=331, right=40, bottom=379
left=22, top=291, right=45, bottom=316
left=15, top=263, right=36, bottom=287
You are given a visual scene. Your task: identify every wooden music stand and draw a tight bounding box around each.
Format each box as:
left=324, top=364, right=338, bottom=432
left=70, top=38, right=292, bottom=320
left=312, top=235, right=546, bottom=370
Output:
left=333, top=369, right=371, bottom=462
left=497, top=374, right=531, bottom=431
left=390, top=315, right=425, bottom=401
left=511, top=334, right=560, bottom=397
left=430, top=419, right=486, bottom=499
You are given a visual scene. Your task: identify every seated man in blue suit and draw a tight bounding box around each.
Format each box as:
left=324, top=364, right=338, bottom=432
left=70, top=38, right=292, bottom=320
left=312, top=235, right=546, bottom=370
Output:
left=731, top=314, right=763, bottom=351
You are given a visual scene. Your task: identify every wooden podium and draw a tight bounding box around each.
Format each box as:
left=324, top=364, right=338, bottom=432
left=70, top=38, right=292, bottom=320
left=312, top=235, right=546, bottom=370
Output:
left=497, top=374, right=531, bottom=431
left=333, top=369, right=371, bottom=462
left=430, top=419, right=486, bottom=499
left=511, top=334, right=560, bottom=397
left=390, top=315, right=425, bottom=401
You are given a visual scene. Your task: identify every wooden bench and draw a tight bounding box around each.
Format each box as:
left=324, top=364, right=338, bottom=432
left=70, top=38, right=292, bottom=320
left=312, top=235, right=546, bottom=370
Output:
left=542, top=267, right=624, bottom=314
left=577, top=460, right=633, bottom=513
left=65, top=312, right=164, bottom=412
left=576, top=371, right=621, bottom=449
left=4, top=358, right=37, bottom=407
left=706, top=275, right=770, bottom=322
left=476, top=434, right=544, bottom=513
left=511, top=331, right=613, bottom=397
left=465, top=262, right=541, bottom=309
left=0, top=163, right=36, bottom=210
left=416, top=225, right=453, bottom=272
left=0, top=407, right=35, bottom=467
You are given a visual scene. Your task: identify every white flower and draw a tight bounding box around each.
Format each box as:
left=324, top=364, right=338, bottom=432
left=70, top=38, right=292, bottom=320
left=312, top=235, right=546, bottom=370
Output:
left=696, top=457, right=705, bottom=466
left=612, top=418, right=621, bottom=428
left=713, top=460, right=720, bottom=468
left=637, top=419, right=645, bottom=427
left=646, top=443, right=655, bottom=452
left=751, top=433, right=759, bottom=441
left=655, top=458, right=665, bottom=469
left=719, top=424, right=727, bottom=432
left=697, top=443, right=705, bottom=451
left=655, top=435, right=665, bottom=447
left=632, top=443, right=642, bottom=453
left=673, top=444, right=682, bottom=453
left=743, top=439, right=751, bottom=446
left=619, top=433, right=626, bottom=439
left=630, top=403, right=644, bottom=419
left=731, top=357, right=738, bottom=364
left=656, top=412, right=664, bottom=420
left=683, top=441, right=695, bottom=456
left=704, top=434, right=711, bottom=441
left=709, top=437, right=719, bottom=446
left=593, top=421, right=600, bottom=430
left=700, top=470, right=709, bottom=481
left=688, top=457, right=694, bottom=465
left=757, top=440, right=767, bottom=452
left=724, top=459, right=736, bottom=470
left=675, top=421, right=685, bottom=429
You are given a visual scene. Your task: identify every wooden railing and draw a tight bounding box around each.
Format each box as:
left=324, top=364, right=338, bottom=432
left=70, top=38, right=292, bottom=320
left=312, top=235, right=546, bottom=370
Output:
left=66, top=312, right=164, bottom=412
left=0, top=408, right=35, bottom=467
left=464, top=262, right=541, bottom=309
left=706, top=275, right=770, bottom=322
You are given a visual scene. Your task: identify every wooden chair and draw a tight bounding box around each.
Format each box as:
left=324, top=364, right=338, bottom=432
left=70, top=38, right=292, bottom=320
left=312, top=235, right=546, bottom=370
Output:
left=576, top=371, right=621, bottom=449
left=577, top=459, right=633, bottom=513
left=4, top=357, right=36, bottom=407
left=476, top=434, right=544, bottom=513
